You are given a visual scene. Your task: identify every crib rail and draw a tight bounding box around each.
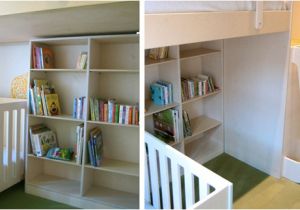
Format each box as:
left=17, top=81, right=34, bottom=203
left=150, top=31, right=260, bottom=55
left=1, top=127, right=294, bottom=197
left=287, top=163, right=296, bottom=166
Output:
left=0, top=98, right=26, bottom=192
left=145, top=132, right=233, bottom=209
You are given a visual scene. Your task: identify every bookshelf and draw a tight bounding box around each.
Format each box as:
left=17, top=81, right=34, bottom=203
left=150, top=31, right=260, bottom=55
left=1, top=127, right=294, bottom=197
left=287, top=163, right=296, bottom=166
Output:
left=145, top=40, right=223, bottom=160
left=26, top=34, right=139, bottom=209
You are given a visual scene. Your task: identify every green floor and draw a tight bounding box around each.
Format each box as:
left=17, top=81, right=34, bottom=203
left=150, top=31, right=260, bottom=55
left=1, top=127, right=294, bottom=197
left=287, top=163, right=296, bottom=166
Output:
left=204, top=153, right=269, bottom=201
left=0, top=181, right=75, bottom=209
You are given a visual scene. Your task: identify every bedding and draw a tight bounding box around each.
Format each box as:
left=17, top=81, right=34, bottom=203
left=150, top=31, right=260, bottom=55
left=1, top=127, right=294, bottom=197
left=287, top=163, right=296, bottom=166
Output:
left=145, top=1, right=291, bottom=14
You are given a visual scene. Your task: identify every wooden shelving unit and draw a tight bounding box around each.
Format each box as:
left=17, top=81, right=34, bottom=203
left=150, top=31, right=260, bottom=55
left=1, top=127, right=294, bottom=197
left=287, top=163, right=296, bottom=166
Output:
left=26, top=34, right=139, bottom=209
left=145, top=41, right=224, bottom=161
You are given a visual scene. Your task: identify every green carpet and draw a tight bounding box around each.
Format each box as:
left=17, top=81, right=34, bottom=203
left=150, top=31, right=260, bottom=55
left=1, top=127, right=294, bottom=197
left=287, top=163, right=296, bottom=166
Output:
left=0, top=181, right=75, bottom=209
left=203, top=153, right=269, bottom=201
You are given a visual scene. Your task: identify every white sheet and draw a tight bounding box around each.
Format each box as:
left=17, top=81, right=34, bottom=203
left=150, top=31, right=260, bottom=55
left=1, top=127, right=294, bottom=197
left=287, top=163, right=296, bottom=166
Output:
left=145, top=1, right=291, bottom=14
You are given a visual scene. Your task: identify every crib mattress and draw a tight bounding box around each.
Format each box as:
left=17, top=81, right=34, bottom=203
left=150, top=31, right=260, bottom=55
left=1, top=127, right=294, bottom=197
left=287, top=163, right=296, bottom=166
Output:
left=145, top=1, right=290, bottom=14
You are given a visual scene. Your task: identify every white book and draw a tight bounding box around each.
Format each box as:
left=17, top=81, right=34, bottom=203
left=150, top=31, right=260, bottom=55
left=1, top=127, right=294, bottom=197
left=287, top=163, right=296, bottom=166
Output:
left=119, top=105, right=124, bottom=124
left=125, top=106, right=130, bottom=124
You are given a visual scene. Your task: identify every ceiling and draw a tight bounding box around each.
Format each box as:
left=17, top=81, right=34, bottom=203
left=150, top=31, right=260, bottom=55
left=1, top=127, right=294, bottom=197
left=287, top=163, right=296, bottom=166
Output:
left=0, top=1, right=139, bottom=43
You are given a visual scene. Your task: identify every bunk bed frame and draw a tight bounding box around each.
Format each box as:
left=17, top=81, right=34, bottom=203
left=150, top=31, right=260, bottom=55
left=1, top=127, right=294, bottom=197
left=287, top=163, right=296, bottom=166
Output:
left=145, top=2, right=291, bottom=209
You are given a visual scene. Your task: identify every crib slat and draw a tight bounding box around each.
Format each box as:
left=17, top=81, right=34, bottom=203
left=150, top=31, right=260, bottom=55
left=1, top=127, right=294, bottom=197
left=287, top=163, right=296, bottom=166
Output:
left=171, top=161, right=182, bottom=209
left=19, top=108, right=26, bottom=177
left=144, top=150, right=151, bottom=204
left=184, top=169, right=195, bottom=207
left=7, top=111, right=13, bottom=181
left=148, top=146, right=160, bottom=209
left=199, top=179, right=209, bottom=200
left=15, top=109, right=21, bottom=180
left=0, top=110, right=3, bottom=184
left=159, top=153, right=171, bottom=209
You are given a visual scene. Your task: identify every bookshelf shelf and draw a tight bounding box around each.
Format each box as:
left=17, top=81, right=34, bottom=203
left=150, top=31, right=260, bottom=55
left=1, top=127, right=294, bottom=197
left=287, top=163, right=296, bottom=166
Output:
left=85, top=158, right=138, bottom=177
left=145, top=101, right=179, bottom=117
left=145, top=57, right=177, bottom=67
left=28, top=114, right=84, bottom=122
left=180, top=47, right=220, bottom=60
left=30, top=69, right=86, bottom=72
left=28, top=154, right=80, bottom=167
left=182, top=89, right=221, bottom=105
left=83, top=185, right=139, bottom=209
left=26, top=34, right=139, bottom=208
left=87, top=120, right=139, bottom=128
left=90, top=69, right=138, bottom=73
left=183, top=115, right=221, bottom=142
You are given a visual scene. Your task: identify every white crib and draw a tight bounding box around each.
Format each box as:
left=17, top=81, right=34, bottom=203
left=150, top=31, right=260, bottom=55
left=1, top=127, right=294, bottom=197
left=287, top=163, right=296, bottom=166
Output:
left=0, top=98, right=26, bottom=192
left=145, top=132, right=233, bottom=209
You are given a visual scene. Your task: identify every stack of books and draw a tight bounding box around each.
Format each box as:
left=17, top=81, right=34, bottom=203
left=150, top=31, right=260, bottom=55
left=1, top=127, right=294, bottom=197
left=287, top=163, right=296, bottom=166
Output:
left=29, top=79, right=61, bottom=116
left=153, top=108, right=179, bottom=143
left=76, top=52, right=88, bottom=70
left=150, top=80, right=173, bottom=106
left=182, top=110, right=192, bottom=138
left=29, top=124, right=58, bottom=157
left=181, top=74, right=217, bottom=101
left=73, top=97, right=86, bottom=120
left=75, top=124, right=84, bottom=164
left=90, top=98, right=139, bottom=125
left=148, top=47, right=169, bottom=60
left=88, top=127, right=103, bottom=167
left=32, top=44, right=54, bottom=69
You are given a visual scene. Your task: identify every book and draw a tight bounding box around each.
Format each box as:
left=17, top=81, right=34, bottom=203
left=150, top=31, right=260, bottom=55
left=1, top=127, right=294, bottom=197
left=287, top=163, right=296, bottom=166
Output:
left=32, top=45, right=55, bottom=69
left=88, top=127, right=103, bottom=167
left=42, top=47, right=55, bottom=69
left=76, top=52, right=88, bottom=70
left=45, top=94, right=61, bottom=116
left=150, top=81, right=173, bottom=106
left=29, top=124, right=49, bottom=155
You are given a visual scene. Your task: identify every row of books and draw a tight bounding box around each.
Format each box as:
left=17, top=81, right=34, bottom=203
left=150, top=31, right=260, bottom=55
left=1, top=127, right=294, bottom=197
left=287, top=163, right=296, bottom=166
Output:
left=181, top=74, right=216, bottom=101
left=150, top=80, right=173, bottom=106
left=87, top=127, right=103, bottom=167
left=153, top=108, right=180, bottom=143
left=32, top=44, right=54, bottom=69
left=148, top=47, right=169, bottom=60
left=75, top=124, right=84, bottom=164
left=90, top=98, right=139, bottom=125
left=29, top=79, right=61, bottom=116
left=29, top=124, right=58, bottom=157
left=73, top=97, right=86, bottom=120
left=182, top=110, right=192, bottom=138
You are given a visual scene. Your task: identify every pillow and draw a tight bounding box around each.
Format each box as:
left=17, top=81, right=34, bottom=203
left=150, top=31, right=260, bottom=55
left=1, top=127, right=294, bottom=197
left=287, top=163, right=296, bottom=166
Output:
left=10, top=72, right=28, bottom=99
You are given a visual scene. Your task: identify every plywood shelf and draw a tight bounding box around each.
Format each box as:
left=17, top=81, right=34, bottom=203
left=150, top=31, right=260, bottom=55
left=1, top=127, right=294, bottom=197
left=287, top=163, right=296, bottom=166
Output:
left=145, top=57, right=177, bottom=67
left=180, top=48, right=220, bottom=60
left=182, top=89, right=221, bottom=105
left=85, top=158, right=138, bottom=177
left=145, top=101, right=179, bottom=117
left=28, top=114, right=84, bottom=122
left=28, top=154, right=80, bottom=167
left=90, top=69, right=138, bottom=73
left=184, top=115, right=221, bottom=142
left=30, top=69, right=87, bottom=72
left=83, top=185, right=139, bottom=209
left=87, top=120, right=139, bottom=128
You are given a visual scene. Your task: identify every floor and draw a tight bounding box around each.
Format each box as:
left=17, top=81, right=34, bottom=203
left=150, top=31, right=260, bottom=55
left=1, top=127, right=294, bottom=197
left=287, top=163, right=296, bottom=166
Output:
left=204, top=153, right=300, bottom=209
left=0, top=181, right=74, bottom=209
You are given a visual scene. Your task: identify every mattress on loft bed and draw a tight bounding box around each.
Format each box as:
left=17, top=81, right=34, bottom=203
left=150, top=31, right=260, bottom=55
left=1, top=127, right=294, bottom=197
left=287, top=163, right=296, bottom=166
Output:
left=145, top=1, right=291, bottom=14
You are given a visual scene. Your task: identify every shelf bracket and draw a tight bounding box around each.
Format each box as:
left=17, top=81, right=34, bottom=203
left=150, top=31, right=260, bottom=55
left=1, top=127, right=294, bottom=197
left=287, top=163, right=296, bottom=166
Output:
left=255, top=1, right=264, bottom=30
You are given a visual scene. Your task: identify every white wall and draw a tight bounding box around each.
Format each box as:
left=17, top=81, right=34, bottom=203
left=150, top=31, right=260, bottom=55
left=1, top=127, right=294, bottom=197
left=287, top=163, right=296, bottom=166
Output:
left=224, top=32, right=289, bottom=178
left=0, top=42, right=29, bottom=97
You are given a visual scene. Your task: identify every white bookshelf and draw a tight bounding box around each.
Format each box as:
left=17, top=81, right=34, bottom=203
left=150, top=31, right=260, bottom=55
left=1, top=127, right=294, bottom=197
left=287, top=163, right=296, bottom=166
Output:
left=145, top=40, right=224, bottom=161
left=26, top=34, right=139, bottom=209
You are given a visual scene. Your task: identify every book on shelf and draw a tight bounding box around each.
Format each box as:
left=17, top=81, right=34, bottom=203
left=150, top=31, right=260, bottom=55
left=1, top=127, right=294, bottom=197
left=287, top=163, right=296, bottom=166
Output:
left=148, top=47, right=169, bottom=60
left=153, top=108, right=180, bottom=144
left=150, top=80, right=173, bottom=106
left=29, top=79, right=61, bottom=116
left=181, top=74, right=217, bottom=101
left=73, top=97, right=86, bottom=120
left=90, top=97, right=139, bottom=125
left=75, top=124, right=84, bottom=164
left=76, top=52, right=88, bottom=70
left=182, top=110, right=192, bottom=138
left=87, top=127, right=103, bottom=167
left=29, top=124, right=58, bottom=157
left=32, top=44, right=55, bottom=69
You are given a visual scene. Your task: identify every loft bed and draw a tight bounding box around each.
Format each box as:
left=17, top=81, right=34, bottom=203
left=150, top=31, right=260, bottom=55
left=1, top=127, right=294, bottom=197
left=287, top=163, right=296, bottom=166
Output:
left=145, top=1, right=291, bottom=209
left=145, top=1, right=291, bottom=48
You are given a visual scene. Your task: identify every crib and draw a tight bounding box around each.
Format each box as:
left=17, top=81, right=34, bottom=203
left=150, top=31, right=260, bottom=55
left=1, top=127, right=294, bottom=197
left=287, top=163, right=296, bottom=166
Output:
left=0, top=98, right=26, bottom=192
left=145, top=132, right=233, bottom=209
